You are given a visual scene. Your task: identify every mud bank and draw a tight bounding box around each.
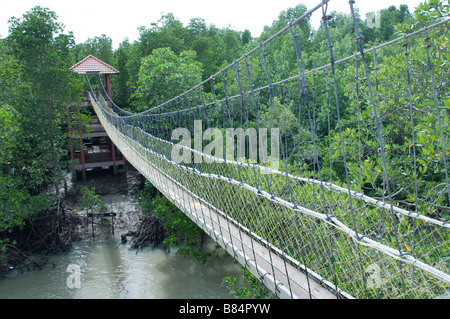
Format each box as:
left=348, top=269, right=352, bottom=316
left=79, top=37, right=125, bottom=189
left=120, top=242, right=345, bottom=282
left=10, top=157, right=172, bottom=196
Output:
left=64, top=166, right=145, bottom=239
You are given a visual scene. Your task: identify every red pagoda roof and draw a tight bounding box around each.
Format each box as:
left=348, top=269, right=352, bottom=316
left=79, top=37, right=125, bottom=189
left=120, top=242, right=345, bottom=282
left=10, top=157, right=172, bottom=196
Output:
left=70, top=55, right=119, bottom=74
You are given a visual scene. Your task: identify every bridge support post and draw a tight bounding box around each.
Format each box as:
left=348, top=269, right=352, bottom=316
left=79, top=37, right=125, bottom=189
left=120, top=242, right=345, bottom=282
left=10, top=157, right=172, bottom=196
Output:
left=67, top=105, right=78, bottom=182
left=105, top=74, right=118, bottom=176
left=75, top=103, right=87, bottom=181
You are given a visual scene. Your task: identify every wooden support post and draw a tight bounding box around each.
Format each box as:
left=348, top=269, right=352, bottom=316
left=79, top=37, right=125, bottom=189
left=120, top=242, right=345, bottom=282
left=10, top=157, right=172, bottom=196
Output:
left=112, top=139, right=117, bottom=175
left=106, top=74, right=118, bottom=175
left=67, top=105, right=75, bottom=162
left=76, top=103, right=87, bottom=180
left=91, top=214, right=95, bottom=237
left=67, top=105, right=76, bottom=180
left=111, top=214, right=115, bottom=235
left=105, top=74, right=112, bottom=108
left=87, top=213, right=116, bottom=237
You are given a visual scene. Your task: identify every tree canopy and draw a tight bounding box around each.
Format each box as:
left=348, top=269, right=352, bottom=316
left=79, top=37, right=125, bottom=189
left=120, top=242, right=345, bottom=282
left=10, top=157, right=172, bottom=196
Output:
left=0, top=6, right=80, bottom=231
left=132, top=47, right=203, bottom=111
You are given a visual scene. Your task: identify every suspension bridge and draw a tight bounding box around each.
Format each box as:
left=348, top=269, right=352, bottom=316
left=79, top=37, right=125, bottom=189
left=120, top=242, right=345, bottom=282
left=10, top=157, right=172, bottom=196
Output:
left=76, top=0, right=449, bottom=299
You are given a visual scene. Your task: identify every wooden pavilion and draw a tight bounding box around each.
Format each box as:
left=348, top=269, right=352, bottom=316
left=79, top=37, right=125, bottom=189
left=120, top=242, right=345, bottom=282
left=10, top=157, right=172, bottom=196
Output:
left=68, top=55, right=125, bottom=180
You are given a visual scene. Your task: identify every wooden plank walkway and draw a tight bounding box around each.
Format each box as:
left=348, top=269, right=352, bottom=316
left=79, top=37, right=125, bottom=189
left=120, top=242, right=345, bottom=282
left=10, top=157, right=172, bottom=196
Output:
left=94, top=104, right=352, bottom=299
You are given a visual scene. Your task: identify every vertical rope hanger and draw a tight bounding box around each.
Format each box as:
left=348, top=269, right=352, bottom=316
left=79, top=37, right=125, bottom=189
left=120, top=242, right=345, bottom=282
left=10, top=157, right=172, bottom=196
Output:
left=424, top=28, right=450, bottom=205
left=258, top=42, right=295, bottom=298
left=401, top=34, right=422, bottom=297
left=322, top=1, right=377, bottom=295
left=347, top=1, right=406, bottom=252
left=288, top=7, right=342, bottom=298
left=289, top=19, right=335, bottom=222
left=321, top=1, right=361, bottom=236
left=232, top=59, right=268, bottom=286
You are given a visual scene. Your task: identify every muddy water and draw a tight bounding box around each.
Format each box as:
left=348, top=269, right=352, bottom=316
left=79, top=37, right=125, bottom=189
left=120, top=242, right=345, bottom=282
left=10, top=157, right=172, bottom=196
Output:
left=0, top=169, right=243, bottom=299
left=0, top=236, right=243, bottom=299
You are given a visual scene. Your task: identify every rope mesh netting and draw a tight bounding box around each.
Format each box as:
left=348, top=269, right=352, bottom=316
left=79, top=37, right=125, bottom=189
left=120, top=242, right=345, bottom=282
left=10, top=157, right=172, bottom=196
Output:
left=86, top=0, right=449, bottom=299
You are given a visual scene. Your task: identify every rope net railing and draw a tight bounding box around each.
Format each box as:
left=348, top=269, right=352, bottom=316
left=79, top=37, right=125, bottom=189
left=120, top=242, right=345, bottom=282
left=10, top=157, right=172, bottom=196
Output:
left=87, top=0, right=449, bottom=299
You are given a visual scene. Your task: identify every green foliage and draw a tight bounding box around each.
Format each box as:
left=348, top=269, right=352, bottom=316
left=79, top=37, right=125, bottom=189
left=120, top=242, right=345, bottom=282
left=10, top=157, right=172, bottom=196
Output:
left=132, top=47, right=203, bottom=111
left=111, top=39, right=132, bottom=108
left=414, top=0, right=450, bottom=22
left=0, top=176, right=51, bottom=231
left=5, top=6, right=81, bottom=191
left=105, top=13, right=249, bottom=109
left=75, top=34, right=114, bottom=65
left=0, top=104, right=21, bottom=163
left=79, top=186, right=107, bottom=213
left=367, top=5, right=411, bottom=42
left=222, top=267, right=273, bottom=299
left=137, top=181, right=209, bottom=263
left=139, top=13, right=188, bottom=57
left=0, top=6, right=80, bottom=234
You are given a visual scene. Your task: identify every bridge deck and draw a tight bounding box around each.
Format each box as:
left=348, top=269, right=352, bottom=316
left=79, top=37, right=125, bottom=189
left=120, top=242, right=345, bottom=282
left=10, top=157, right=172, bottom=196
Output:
left=93, top=98, right=351, bottom=299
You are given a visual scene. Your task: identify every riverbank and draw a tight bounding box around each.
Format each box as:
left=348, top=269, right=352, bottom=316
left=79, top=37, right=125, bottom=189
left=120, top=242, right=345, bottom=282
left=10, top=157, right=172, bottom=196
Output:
left=0, top=167, right=142, bottom=277
left=0, top=166, right=244, bottom=299
left=64, top=166, right=145, bottom=239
